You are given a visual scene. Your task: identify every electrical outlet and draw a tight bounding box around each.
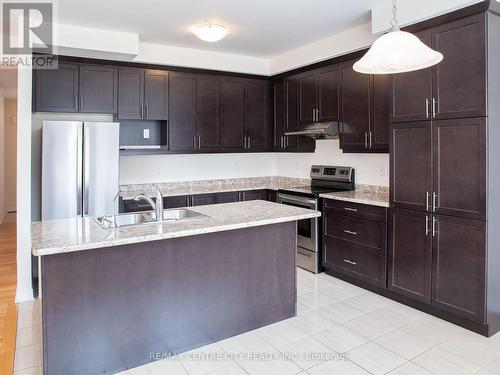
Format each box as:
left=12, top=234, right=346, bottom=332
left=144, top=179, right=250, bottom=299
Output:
left=143, top=128, right=150, bottom=139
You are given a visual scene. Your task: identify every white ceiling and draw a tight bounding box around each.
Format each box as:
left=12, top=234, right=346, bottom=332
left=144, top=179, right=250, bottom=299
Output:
left=57, top=0, right=383, bottom=57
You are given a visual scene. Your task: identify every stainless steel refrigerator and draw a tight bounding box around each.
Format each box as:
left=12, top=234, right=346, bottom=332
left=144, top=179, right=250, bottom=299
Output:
left=42, top=121, right=120, bottom=220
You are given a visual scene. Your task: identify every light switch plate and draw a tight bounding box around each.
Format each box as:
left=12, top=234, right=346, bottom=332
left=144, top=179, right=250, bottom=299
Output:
left=143, top=128, right=150, bottom=139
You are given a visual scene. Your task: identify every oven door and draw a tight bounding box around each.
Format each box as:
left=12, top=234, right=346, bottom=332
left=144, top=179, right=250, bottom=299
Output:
left=277, top=193, right=318, bottom=252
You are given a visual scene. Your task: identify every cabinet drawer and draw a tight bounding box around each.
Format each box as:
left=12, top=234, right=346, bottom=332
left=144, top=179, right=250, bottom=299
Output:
left=323, top=199, right=387, bottom=222
left=325, top=213, right=386, bottom=251
left=324, top=237, right=386, bottom=288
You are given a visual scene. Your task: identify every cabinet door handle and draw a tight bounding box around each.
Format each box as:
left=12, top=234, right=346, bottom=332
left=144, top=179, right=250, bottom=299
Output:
left=145, top=105, right=149, bottom=118
left=432, top=98, right=437, bottom=118
left=140, top=105, right=144, bottom=118
left=425, top=216, right=431, bottom=236
left=425, top=98, right=430, bottom=118
left=248, top=136, right=251, bottom=149
left=315, top=108, right=319, bottom=122
left=198, top=136, right=201, bottom=149
left=432, top=216, right=438, bottom=237
left=193, top=136, right=197, bottom=149
left=344, top=207, right=358, bottom=212
left=285, top=136, right=288, bottom=148
left=312, top=109, right=315, bottom=122
left=344, top=230, right=358, bottom=235
left=426, top=191, right=431, bottom=211
left=432, top=192, right=438, bottom=212
left=364, top=132, right=368, bottom=148
left=344, top=259, right=357, bottom=265
left=280, top=136, right=284, bottom=149
left=369, top=131, right=373, bottom=149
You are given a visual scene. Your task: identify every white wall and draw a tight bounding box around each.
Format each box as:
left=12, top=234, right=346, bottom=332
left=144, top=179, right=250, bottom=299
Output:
left=4, top=98, right=17, bottom=215
left=120, top=140, right=390, bottom=187
left=16, top=67, right=34, bottom=303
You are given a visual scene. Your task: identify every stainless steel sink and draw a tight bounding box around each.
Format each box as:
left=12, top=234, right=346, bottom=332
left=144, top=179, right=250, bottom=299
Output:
left=93, top=209, right=206, bottom=229
left=162, top=208, right=205, bottom=221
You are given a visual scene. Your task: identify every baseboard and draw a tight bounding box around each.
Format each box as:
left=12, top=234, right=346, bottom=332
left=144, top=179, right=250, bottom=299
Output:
left=15, top=287, right=34, bottom=303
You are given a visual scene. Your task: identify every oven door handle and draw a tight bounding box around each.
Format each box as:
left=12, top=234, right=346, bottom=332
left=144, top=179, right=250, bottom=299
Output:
left=277, top=193, right=317, bottom=208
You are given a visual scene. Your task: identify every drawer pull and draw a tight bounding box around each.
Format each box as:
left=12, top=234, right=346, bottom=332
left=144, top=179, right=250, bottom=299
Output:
left=344, top=207, right=358, bottom=212
left=343, top=230, right=358, bottom=235
left=343, top=259, right=357, bottom=265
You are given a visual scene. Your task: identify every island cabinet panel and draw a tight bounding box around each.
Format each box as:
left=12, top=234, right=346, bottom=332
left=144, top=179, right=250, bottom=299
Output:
left=388, top=209, right=432, bottom=304
left=144, top=70, right=169, bottom=120
left=432, top=215, right=486, bottom=323
left=35, top=62, right=79, bottom=112
left=221, top=78, right=246, bottom=151
left=322, top=199, right=388, bottom=289
left=246, top=80, right=271, bottom=151
left=79, top=65, right=118, bottom=114
left=41, top=222, right=297, bottom=375
left=168, top=72, right=197, bottom=151
left=390, top=121, right=432, bottom=212
left=196, top=76, right=221, bottom=151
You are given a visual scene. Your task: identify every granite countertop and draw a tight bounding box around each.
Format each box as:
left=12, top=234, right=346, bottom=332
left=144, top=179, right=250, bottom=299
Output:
left=319, top=185, right=390, bottom=208
left=31, top=200, right=321, bottom=256
left=120, top=176, right=310, bottom=200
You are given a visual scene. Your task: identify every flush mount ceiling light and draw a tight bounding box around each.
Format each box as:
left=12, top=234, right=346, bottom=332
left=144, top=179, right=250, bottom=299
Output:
left=193, top=24, right=229, bottom=42
left=353, top=0, right=443, bottom=74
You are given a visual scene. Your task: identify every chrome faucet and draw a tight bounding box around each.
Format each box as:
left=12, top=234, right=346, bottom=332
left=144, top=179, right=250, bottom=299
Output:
left=133, top=186, right=164, bottom=221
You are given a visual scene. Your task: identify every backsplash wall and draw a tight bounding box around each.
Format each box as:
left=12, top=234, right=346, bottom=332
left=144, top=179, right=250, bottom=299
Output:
left=119, top=140, right=390, bottom=186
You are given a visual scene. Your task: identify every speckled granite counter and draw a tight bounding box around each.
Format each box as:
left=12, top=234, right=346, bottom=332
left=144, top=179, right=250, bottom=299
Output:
left=320, top=185, right=390, bottom=207
left=120, top=176, right=310, bottom=200
left=32, top=200, right=320, bottom=256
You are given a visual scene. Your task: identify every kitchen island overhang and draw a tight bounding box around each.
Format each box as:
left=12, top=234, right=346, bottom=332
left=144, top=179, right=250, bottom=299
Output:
left=31, top=200, right=320, bottom=375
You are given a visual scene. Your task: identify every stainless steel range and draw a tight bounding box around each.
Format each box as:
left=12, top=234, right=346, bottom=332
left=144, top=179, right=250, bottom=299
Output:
left=277, top=165, right=355, bottom=273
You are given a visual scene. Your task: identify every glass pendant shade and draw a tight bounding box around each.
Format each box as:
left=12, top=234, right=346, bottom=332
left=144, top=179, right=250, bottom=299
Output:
left=353, top=29, right=443, bottom=74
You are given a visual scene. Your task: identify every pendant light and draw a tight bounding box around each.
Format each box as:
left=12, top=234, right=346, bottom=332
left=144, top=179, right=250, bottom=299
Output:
left=353, top=0, right=443, bottom=74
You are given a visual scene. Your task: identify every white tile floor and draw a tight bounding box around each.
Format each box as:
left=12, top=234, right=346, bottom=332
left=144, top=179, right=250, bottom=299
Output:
left=13, top=268, right=500, bottom=375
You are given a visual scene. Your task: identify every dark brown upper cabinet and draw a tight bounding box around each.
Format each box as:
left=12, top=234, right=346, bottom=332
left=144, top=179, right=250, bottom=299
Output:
left=432, top=215, right=486, bottom=323
left=433, top=118, right=486, bottom=220
left=390, top=14, right=486, bottom=123
left=432, top=14, right=486, bottom=120
left=196, top=75, right=221, bottom=151
left=339, top=60, right=371, bottom=151
left=144, top=70, right=169, bottom=120
left=168, top=72, right=197, bottom=151
left=339, top=59, right=390, bottom=153
left=388, top=208, right=432, bottom=304
left=35, top=63, right=79, bottom=113
left=273, top=79, right=315, bottom=152
left=79, top=65, right=118, bottom=114
left=245, top=80, right=271, bottom=151
left=118, top=68, right=168, bottom=120
left=391, top=118, right=486, bottom=221
left=297, top=65, right=339, bottom=125
left=221, top=77, right=246, bottom=151
left=390, top=121, right=433, bottom=212
left=390, top=30, right=433, bottom=123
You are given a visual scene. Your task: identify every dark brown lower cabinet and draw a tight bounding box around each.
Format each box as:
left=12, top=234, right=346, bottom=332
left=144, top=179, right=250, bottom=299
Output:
left=388, top=209, right=486, bottom=324
left=432, top=215, right=486, bottom=323
left=191, top=193, right=215, bottom=206
left=241, top=190, right=268, bottom=201
left=214, top=192, right=240, bottom=204
left=388, top=209, right=432, bottom=304
left=322, top=199, right=387, bottom=289
left=164, top=195, right=190, bottom=209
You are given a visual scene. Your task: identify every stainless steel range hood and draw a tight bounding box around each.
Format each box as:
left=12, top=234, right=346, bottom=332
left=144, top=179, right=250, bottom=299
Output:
left=285, top=121, right=340, bottom=140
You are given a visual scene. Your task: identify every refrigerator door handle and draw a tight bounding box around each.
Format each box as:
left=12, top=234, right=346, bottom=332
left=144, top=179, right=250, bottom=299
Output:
left=83, top=125, right=90, bottom=216
left=76, top=127, right=83, bottom=216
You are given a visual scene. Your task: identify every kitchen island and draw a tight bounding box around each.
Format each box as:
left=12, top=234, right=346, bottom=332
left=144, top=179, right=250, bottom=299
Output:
left=31, top=200, right=320, bottom=375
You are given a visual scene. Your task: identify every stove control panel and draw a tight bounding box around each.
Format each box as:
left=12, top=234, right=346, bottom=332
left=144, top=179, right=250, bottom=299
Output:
left=310, top=165, right=353, bottom=182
